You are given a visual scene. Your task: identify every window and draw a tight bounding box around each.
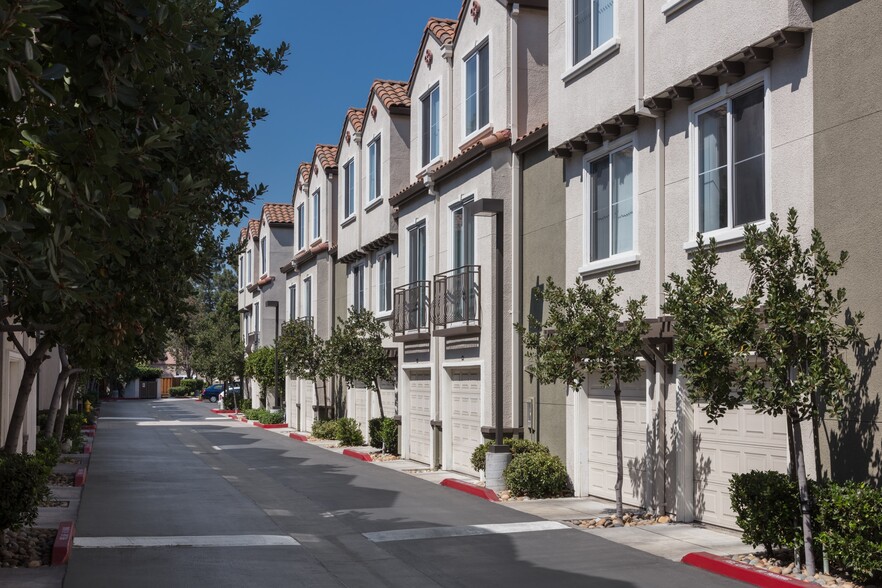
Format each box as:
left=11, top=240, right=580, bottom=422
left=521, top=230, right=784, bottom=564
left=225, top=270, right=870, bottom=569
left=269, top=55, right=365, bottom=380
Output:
left=589, top=147, right=633, bottom=261
left=408, top=222, right=426, bottom=283
left=247, top=249, right=253, bottom=284
left=573, top=0, right=614, bottom=65
left=352, top=264, right=365, bottom=311
left=304, top=278, right=312, bottom=319
left=368, top=137, right=381, bottom=202
left=464, top=43, right=489, bottom=136
left=451, top=199, right=475, bottom=269
left=254, top=303, right=260, bottom=335
left=696, top=84, right=766, bottom=234
left=297, top=203, right=305, bottom=250
left=378, top=251, right=392, bottom=313
left=260, top=237, right=267, bottom=275
left=343, top=159, right=355, bottom=219
left=421, top=85, right=440, bottom=166
left=312, top=189, right=320, bottom=240
left=288, top=285, right=296, bottom=321
left=239, top=256, right=244, bottom=289
left=244, top=312, right=250, bottom=337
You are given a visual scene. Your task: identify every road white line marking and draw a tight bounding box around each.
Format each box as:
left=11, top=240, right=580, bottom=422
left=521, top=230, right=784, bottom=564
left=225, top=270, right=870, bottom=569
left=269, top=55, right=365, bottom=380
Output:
left=222, top=475, right=238, bottom=481
left=363, top=521, right=568, bottom=543
left=212, top=446, right=222, bottom=451
left=100, top=417, right=154, bottom=421
left=74, top=535, right=300, bottom=549
left=205, top=417, right=229, bottom=420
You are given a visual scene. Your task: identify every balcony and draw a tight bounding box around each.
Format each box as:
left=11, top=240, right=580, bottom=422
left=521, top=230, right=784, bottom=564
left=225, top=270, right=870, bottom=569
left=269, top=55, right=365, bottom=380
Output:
left=392, top=281, right=431, bottom=342
left=432, top=265, right=481, bottom=337
left=245, top=331, right=259, bottom=353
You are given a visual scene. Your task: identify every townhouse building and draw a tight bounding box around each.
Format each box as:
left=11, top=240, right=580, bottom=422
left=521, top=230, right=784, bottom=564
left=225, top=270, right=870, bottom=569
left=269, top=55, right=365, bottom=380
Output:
left=237, top=203, right=295, bottom=408
left=281, top=146, right=338, bottom=431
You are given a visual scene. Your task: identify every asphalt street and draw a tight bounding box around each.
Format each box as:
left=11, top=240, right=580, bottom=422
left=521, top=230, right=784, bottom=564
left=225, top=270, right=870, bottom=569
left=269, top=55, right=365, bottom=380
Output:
left=64, top=399, right=743, bottom=587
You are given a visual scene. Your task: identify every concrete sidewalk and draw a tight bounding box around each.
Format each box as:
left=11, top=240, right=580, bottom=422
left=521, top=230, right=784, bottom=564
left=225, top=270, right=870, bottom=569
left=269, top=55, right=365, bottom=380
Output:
left=267, top=424, right=753, bottom=563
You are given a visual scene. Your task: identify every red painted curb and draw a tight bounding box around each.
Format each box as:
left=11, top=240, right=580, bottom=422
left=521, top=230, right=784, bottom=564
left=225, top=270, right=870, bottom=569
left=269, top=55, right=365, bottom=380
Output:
left=81, top=425, right=96, bottom=431
left=84, top=444, right=92, bottom=454
left=682, top=552, right=810, bottom=587
left=253, top=422, right=288, bottom=429
left=195, top=398, right=203, bottom=402
left=81, top=429, right=95, bottom=437
left=210, top=409, right=236, bottom=414
left=74, top=468, right=87, bottom=487
left=51, top=521, right=75, bottom=566
left=440, top=478, right=499, bottom=501
left=289, top=433, right=309, bottom=441
left=342, top=448, right=373, bottom=462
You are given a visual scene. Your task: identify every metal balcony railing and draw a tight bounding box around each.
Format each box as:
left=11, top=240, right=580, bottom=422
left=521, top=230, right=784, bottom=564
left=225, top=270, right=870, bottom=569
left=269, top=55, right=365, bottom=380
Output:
left=392, top=280, right=431, bottom=341
left=432, top=265, right=480, bottom=336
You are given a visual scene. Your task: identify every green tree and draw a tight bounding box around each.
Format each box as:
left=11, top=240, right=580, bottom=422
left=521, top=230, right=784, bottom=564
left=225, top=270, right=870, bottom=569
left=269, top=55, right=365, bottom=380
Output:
left=326, top=309, right=396, bottom=418
left=244, top=345, right=275, bottom=409
left=518, top=273, right=648, bottom=517
left=663, top=209, right=864, bottom=576
left=0, top=0, right=288, bottom=452
left=278, top=317, right=327, bottom=418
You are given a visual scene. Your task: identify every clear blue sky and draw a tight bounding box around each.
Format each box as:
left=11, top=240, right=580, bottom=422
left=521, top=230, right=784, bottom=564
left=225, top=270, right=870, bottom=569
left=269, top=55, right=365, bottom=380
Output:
left=230, top=0, right=461, bottom=243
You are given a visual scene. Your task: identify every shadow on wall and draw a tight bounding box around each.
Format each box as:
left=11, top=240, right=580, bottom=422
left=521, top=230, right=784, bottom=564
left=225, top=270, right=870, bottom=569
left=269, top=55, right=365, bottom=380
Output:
left=824, top=313, right=881, bottom=485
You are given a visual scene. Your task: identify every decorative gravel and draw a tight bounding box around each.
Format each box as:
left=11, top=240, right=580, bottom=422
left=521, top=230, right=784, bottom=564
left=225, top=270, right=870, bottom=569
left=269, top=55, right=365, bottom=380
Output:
left=58, top=457, right=81, bottom=465
left=47, top=472, right=74, bottom=487
left=368, top=452, right=400, bottom=462
left=567, top=511, right=674, bottom=528
left=0, top=528, right=55, bottom=568
left=729, top=553, right=878, bottom=587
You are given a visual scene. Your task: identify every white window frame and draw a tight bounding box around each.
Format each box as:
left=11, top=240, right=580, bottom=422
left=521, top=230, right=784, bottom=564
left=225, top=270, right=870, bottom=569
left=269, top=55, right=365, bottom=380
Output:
left=407, top=220, right=427, bottom=283
left=260, top=236, right=267, bottom=276
left=297, top=203, right=305, bottom=250
left=579, top=136, right=639, bottom=276
left=449, top=195, right=475, bottom=270
left=376, top=249, right=393, bottom=316
left=420, top=84, right=441, bottom=168
left=303, top=277, right=312, bottom=319
left=367, top=135, right=382, bottom=205
left=247, top=247, right=253, bottom=285
left=462, top=38, right=491, bottom=142
left=343, top=158, right=356, bottom=222
left=312, top=189, right=321, bottom=241
left=288, top=284, right=296, bottom=321
left=239, top=255, right=245, bottom=289
left=686, top=70, right=771, bottom=250
left=563, top=0, right=620, bottom=82
left=254, top=302, right=260, bottom=335
left=352, top=262, right=366, bottom=312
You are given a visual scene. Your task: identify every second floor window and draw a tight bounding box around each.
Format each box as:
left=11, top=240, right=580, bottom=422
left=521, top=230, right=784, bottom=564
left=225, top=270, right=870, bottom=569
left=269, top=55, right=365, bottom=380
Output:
left=312, top=189, right=321, bottom=240
left=303, top=278, right=312, bottom=319
left=378, top=251, right=392, bottom=313
left=589, top=147, right=633, bottom=262
left=352, top=264, right=365, bottom=311
left=297, top=203, right=305, bottom=250
left=247, top=249, right=253, bottom=284
left=464, top=43, right=489, bottom=136
left=254, top=303, right=260, bottom=334
left=288, top=285, right=296, bottom=321
left=344, top=159, right=355, bottom=219
left=573, top=0, right=614, bottom=65
left=421, top=85, right=440, bottom=166
left=239, top=256, right=244, bottom=289
left=260, top=236, right=267, bottom=275
left=368, top=137, right=381, bottom=202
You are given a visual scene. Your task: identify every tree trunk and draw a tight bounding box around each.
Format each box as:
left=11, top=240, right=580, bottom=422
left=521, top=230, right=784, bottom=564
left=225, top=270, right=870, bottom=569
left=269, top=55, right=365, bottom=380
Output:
left=374, top=377, right=385, bottom=419
left=3, top=336, right=54, bottom=453
left=789, top=409, right=816, bottom=576
left=43, top=367, right=72, bottom=438
left=614, top=377, right=624, bottom=518
left=55, top=372, right=81, bottom=443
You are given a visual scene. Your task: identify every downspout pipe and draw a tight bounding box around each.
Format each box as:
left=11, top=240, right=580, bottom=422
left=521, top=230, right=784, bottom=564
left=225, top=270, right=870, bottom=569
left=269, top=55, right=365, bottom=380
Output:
left=510, top=3, right=522, bottom=435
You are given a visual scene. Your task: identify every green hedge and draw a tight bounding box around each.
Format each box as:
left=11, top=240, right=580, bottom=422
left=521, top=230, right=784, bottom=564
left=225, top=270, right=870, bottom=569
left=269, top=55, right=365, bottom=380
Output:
left=180, top=379, right=205, bottom=395
left=36, top=435, right=61, bottom=471
left=729, top=470, right=802, bottom=556
left=336, top=418, right=364, bottom=447
left=243, top=408, right=262, bottom=421
left=470, top=437, right=549, bottom=472
left=258, top=410, right=285, bottom=425
left=0, top=453, right=51, bottom=532
left=504, top=452, right=570, bottom=498
left=168, top=386, right=189, bottom=398
left=368, top=417, right=398, bottom=453
left=311, top=419, right=338, bottom=439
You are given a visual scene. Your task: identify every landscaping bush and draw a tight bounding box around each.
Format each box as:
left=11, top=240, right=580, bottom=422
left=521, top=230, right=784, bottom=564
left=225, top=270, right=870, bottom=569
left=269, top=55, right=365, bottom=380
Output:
left=311, top=419, right=339, bottom=440
left=0, top=453, right=51, bottom=532
left=335, top=418, right=364, bottom=447
left=471, top=437, right=550, bottom=472
left=180, top=379, right=205, bottom=396
left=168, top=386, right=189, bottom=398
left=243, top=408, right=263, bottom=421
left=368, top=417, right=398, bottom=453
left=62, top=412, right=87, bottom=452
left=258, top=411, right=285, bottom=425
left=814, top=481, right=882, bottom=582
left=729, top=470, right=801, bottom=555
left=504, top=452, right=570, bottom=498
left=36, top=435, right=61, bottom=471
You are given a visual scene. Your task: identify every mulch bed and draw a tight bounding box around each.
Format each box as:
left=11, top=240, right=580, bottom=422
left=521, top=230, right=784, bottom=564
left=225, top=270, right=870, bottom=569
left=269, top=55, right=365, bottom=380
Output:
left=368, top=452, right=400, bottom=462
left=729, top=553, right=877, bottom=587
left=38, top=498, right=70, bottom=508
left=567, top=511, right=674, bottom=528
left=58, top=457, right=81, bottom=465
left=48, top=472, right=74, bottom=487
left=0, top=528, right=55, bottom=568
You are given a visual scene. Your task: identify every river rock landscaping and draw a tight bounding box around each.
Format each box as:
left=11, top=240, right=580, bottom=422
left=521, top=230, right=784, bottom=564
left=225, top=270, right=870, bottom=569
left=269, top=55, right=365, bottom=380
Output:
left=567, top=512, right=674, bottom=529
left=729, top=553, right=878, bottom=587
left=0, top=527, right=55, bottom=568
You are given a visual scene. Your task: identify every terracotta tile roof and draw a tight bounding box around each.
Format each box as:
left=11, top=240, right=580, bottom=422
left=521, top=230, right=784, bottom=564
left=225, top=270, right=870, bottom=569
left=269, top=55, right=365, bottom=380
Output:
left=314, top=144, right=338, bottom=171
left=516, top=122, right=548, bottom=143
left=371, top=80, right=410, bottom=110
left=512, top=122, right=549, bottom=154
left=298, top=162, right=311, bottom=186
left=247, top=219, right=260, bottom=240
left=262, top=202, right=295, bottom=224
left=427, top=17, right=457, bottom=44
left=239, top=226, right=248, bottom=244
left=346, top=108, right=365, bottom=133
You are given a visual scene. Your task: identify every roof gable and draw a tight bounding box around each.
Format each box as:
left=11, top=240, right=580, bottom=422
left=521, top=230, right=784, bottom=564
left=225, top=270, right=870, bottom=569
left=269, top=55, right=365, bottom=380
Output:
left=261, top=202, right=295, bottom=225
left=407, top=17, right=458, bottom=95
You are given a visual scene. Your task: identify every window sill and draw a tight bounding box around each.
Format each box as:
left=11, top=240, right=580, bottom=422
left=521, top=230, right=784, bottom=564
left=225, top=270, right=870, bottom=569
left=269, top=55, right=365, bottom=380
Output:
left=578, top=252, right=640, bottom=277
left=418, top=157, right=443, bottom=176
left=682, top=220, right=770, bottom=251
left=459, top=124, right=494, bottom=152
left=661, top=0, right=695, bottom=16
left=340, top=215, right=357, bottom=228
left=561, top=39, right=621, bottom=83
left=364, top=198, right=384, bottom=213
left=310, top=237, right=322, bottom=247
left=376, top=310, right=392, bottom=321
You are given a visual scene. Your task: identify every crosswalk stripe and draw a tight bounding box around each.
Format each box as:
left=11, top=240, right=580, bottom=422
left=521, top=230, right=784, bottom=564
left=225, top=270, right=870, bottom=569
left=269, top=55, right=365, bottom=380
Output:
left=363, top=521, right=569, bottom=543
left=74, top=535, right=300, bottom=548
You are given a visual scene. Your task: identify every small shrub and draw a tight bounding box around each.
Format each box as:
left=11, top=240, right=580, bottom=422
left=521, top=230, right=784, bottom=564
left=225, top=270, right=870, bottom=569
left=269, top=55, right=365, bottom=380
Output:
left=0, top=453, right=51, bottom=532
left=180, top=379, right=205, bottom=396
left=814, top=481, right=882, bottom=582
left=168, top=386, right=189, bottom=398
left=729, top=470, right=801, bottom=556
left=335, top=418, right=364, bottom=447
left=311, top=419, right=339, bottom=439
left=259, top=411, right=285, bottom=425
left=62, top=412, right=86, bottom=452
left=504, top=452, right=570, bottom=498
left=36, top=435, right=61, bottom=471
left=368, top=417, right=398, bottom=453
left=471, top=437, right=550, bottom=471
left=243, top=408, right=262, bottom=421
left=222, top=393, right=244, bottom=410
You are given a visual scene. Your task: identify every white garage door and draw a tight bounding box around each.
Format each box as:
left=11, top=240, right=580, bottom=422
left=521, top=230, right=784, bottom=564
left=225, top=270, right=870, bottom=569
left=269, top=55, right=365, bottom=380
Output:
left=694, top=406, right=789, bottom=529
left=407, top=371, right=431, bottom=465
left=450, top=368, right=482, bottom=475
left=352, top=387, right=369, bottom=437
left=585, top=381, right=647, bottom=505
left=302, top=380, right=315, bottom=432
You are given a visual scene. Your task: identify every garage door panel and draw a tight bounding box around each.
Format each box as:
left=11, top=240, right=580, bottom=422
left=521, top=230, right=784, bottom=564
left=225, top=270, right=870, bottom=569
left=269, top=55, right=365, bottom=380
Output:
left=450, top=368, right=481, bottom=475
left=407, top=371, right=431, bottom=465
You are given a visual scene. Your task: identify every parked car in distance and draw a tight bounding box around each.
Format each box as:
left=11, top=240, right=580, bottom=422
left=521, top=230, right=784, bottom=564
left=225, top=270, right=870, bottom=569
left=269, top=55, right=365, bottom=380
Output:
left=201, top=383, right=242, bottom=403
